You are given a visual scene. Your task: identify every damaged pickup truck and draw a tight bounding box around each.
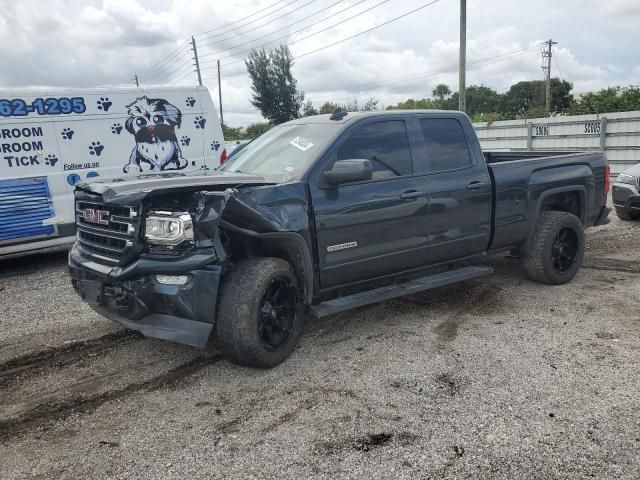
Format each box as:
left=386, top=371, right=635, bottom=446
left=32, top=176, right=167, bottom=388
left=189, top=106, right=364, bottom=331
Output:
left=69, top=110, right=611, bottom=367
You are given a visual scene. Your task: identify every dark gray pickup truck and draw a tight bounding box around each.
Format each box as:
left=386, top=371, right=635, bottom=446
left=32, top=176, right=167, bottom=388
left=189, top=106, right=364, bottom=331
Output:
left=69, top=110, right=610, bottom=367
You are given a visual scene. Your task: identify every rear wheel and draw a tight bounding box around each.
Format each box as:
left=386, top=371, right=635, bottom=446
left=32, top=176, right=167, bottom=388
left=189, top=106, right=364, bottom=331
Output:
left=215, top=257, right=303, bottom=368
left=521, top=211, right=585, bottom=285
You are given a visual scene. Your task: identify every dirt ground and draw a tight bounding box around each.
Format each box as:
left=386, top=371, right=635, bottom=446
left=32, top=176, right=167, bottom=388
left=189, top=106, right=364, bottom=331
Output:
left=1, top=213, right=639, bottom=479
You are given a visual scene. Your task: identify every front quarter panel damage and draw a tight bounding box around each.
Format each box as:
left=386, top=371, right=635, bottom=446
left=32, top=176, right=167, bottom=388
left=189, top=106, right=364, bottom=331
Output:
left=198, top=182, right=315, bottom=303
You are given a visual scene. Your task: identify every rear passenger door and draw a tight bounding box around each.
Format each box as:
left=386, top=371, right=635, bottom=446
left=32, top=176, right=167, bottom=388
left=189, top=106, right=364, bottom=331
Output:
left=310, top=118, right=429, bottom=289
left=415, top=116, right=492, bottom=265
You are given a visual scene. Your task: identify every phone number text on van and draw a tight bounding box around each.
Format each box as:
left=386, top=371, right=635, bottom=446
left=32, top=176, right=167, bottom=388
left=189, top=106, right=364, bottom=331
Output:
left=0, top=97, right=87, bottom=116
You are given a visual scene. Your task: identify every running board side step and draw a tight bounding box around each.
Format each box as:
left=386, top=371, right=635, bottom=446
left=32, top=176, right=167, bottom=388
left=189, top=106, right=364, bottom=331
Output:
left=310, top=265, right=493, bottom=318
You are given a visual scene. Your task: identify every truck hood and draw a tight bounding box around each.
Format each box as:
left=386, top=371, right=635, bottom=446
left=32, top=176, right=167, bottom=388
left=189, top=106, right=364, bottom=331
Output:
left=76, top=170, right=274, bottom=204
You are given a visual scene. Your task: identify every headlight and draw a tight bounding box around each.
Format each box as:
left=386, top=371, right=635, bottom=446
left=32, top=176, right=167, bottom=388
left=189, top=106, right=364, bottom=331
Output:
left=145, top=211, right=194, bottom=246
left=616, top=173, right=636, bottom=185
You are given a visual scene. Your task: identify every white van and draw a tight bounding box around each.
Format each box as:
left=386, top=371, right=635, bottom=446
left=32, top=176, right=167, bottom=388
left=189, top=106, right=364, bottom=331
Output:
left=0, top=86, right=225, bottom=256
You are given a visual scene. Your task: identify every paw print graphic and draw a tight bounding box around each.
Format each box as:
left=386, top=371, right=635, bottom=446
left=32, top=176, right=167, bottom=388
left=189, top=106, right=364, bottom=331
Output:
left=44, top=154, right=59, bottom=167
left=194, top=116, right=206, bottom=129
left=180, top=135, right=191, bottom=146
left=210, top=140, right=220, bottom=151
left=186, top=96, right=196, bottom=107
left=97, top=97, right=112, bottom=112
left=89, top=141, right=104, bottom=156
left=61, top=127, right=74, bottom=140
left=111, top=123, right=123, bottom=134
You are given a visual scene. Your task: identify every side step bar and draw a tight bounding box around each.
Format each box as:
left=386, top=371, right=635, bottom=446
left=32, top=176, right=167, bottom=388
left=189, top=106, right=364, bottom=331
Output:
left=310, top=265, right=493, bottom=318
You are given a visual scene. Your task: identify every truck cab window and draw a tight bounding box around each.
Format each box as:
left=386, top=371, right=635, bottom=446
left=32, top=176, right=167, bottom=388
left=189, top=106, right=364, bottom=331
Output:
left=420, top=118, right=472, bottom=172
left=337, top=120, right=412, bottom=180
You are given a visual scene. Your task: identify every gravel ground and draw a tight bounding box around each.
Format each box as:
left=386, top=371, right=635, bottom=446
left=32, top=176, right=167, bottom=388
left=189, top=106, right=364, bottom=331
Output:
left=1, top=214, right=639, bottom=479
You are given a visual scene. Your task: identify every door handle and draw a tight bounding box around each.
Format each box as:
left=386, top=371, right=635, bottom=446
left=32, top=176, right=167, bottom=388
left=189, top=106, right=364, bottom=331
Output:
left=466, top=182, right=487, bottom=190
left=400, top=190, right=426, bottom=199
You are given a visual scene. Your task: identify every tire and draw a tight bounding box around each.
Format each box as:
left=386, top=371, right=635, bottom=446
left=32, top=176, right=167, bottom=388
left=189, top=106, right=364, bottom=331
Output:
left=215, top=257, right=304, bottom=368
left=521, top=211, right=585, bottom=285
left=615, top=207, right=636, bottom=221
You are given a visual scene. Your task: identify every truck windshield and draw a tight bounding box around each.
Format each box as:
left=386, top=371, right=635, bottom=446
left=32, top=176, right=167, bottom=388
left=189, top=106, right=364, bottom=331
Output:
left=220, top=123, right=339, bottom=181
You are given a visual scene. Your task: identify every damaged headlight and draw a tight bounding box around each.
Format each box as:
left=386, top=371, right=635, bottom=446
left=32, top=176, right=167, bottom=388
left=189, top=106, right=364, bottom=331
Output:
left=145, top=211, right=194, bottom=246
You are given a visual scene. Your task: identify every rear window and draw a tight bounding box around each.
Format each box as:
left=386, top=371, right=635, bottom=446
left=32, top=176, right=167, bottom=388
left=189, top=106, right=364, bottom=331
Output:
left=420, top=118, right=472, bottom=172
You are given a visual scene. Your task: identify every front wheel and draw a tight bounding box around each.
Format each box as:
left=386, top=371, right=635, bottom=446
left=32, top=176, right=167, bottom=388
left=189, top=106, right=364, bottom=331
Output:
left=521, top=211, right=585, bottom=285
left=215, top=257, right=304, bottom=368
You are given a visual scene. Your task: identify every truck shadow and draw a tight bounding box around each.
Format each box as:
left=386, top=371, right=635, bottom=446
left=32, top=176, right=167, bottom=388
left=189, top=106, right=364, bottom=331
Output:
left=0, top=249, right=69, bottom=279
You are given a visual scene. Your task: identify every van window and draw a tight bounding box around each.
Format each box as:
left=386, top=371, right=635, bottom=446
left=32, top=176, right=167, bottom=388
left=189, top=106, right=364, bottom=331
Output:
left=337, top=121, right=412, bottom=180
left=420, top=118, right=472, bottom=172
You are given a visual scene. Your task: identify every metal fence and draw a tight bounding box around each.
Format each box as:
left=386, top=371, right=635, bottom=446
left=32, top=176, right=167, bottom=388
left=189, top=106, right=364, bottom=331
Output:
left=473, top=111, right=640, bottom=174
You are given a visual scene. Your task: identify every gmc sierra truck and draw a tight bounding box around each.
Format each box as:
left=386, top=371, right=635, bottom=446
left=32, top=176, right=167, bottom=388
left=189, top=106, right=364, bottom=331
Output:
left=69, top=110, right=611, bottom=368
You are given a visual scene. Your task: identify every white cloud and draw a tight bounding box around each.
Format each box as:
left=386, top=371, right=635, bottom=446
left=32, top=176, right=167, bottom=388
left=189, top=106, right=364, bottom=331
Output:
left=599, top=0, right=640, bottom=17
left=0, top=0, right=638, bottom=126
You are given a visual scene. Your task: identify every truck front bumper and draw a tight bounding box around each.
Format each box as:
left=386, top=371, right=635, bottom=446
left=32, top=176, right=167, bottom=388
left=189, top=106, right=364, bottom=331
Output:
left=68, top=245, right=222, bottom=348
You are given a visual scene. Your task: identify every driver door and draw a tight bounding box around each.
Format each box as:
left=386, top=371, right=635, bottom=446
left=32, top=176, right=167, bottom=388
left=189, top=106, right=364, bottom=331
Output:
left=310, top=118, right=429, bottom=289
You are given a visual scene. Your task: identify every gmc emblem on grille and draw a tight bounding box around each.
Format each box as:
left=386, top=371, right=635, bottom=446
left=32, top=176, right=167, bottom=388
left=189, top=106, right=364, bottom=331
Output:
left=83, top=208, right=109, bottom=225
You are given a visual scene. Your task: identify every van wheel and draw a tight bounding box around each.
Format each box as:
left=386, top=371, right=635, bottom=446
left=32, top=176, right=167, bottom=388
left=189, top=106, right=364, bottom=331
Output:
left=215, top=257, right=303, bottom=368
left=522, top=211, right=585, bottom=285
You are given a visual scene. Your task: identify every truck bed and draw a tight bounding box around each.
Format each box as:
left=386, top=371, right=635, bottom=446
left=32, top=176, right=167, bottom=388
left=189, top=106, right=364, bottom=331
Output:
left=486, top=150, right=608, bottom=252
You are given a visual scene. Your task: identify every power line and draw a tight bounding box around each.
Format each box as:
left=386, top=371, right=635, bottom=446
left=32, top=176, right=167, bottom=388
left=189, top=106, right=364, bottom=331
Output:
left=194, top=0, right=293, bottom=38
left=200, top=0, right=391, bottom=67
left=198, top=0, right=363, bottom=60
left=201, top=0, right=443, bottom=81
left=170, top=67, right=198, bottom=86
left=294, top=0, right=442, bottom=60
left=141, top=58, right=194, bottom=84
left=304, top=46, right=541, bottom=104
left=137, top=42, right=191, bottom=78
left=197, top=0, right=317, bottom=44
left=134, top=0, right=301, bottom=83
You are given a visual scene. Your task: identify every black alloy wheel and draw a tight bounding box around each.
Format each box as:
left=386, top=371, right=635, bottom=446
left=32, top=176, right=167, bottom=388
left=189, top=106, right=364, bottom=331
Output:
left=550, top=227, right=579, bottom=274
left=258, top=278, right=298, bottom=352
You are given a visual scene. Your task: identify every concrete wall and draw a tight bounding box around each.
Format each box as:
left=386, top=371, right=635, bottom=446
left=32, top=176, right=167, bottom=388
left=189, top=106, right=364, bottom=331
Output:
left=473, top=111, right=640, bottom=174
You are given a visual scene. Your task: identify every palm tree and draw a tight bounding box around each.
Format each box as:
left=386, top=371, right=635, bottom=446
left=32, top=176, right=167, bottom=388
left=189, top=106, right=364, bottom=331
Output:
left=432, top=84, right=452, bottom=103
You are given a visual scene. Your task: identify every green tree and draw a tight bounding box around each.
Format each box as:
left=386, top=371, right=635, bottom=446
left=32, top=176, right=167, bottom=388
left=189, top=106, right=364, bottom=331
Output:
left=502, top=79, right=572, bottom=117
left=222, top=124, right=242, bottom=141
left=245, top=45, right=304, bottom=124
left=387, top=98, right=437, bottom=110
left=432, top=84, right=452, bottom=104
left=570, top=86, right=640, bottom=115
left=314, top=98, right=380, bottom=114
left=245, top=122, right=272, bottom=138
left=464, top=85, right=502, bottom=117
left=302, top=100, right=318, bottom=117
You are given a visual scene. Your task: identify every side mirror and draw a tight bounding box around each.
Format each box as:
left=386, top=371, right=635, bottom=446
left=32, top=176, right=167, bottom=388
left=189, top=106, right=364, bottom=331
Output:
left=322, top=159, right=373, bottom=186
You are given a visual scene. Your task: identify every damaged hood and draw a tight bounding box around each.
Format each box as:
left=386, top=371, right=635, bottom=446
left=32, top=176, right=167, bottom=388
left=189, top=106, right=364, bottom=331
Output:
left=76, top=170, right=273, bottom=204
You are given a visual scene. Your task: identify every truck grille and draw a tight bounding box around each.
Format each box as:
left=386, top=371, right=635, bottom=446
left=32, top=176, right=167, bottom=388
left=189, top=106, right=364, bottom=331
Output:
left=75, top=200, right=140, bottom=265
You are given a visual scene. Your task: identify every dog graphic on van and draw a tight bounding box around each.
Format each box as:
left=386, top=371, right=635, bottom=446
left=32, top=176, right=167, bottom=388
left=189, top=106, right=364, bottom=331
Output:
left=123, top=96, right=188, bottom=173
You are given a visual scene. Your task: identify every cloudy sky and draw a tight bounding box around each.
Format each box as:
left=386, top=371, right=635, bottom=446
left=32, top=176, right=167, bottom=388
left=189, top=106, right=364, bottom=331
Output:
left=1, top=0, right=639, bottom=126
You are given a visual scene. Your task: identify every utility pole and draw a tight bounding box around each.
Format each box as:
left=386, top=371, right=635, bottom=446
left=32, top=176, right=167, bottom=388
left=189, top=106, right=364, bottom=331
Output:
left=458, top=0, right=466, bottom=112
left=191, top=36, right=203, bottom=86
left=134, top=74, right=139, bottom=87
left=217, top=60, right=224, bottom=125
left=542, top=38, right=558, bottom=115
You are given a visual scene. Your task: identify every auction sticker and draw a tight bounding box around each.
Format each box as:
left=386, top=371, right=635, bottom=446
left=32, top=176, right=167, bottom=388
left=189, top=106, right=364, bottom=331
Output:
left=289, top=136, right=314, bottom=151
